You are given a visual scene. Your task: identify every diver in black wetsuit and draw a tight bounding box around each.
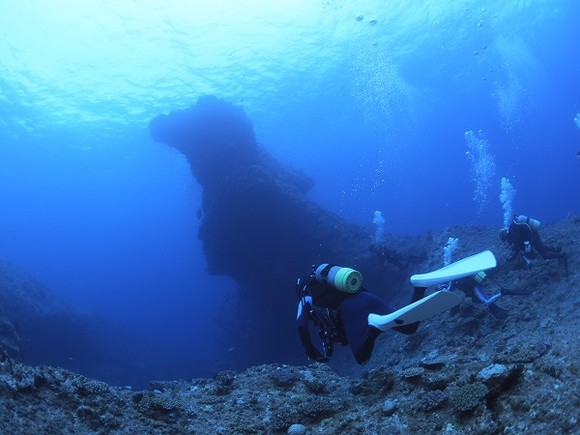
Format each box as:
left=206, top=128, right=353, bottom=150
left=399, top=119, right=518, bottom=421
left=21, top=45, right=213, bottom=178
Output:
left=499, top=215, right=567, bottom=269
left=296, top=264, right=399, bottom=364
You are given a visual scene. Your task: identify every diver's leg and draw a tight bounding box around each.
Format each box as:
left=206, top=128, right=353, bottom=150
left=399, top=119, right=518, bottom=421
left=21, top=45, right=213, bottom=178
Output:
left=340, top=292, right=391, bottom=364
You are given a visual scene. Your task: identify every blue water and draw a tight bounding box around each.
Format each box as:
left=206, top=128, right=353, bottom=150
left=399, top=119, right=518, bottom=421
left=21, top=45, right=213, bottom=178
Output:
left=0, top=1, right=579, bottom=384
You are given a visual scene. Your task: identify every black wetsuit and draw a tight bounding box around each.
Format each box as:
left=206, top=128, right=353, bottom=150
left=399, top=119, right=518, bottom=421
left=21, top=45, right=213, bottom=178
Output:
left=296, top=278, right=392, bottom=364
left=505, top=219, right=564, bottom=261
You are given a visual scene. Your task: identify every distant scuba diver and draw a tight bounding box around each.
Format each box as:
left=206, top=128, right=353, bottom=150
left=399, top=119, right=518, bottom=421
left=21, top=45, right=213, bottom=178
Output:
left=296, top=264, right=391, bottom=364
left=499, top=215, right=567, bottom=271
left=295, top=252, right=495, bottom=364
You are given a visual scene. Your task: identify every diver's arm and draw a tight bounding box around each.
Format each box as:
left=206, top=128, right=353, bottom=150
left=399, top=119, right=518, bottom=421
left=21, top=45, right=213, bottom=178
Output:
left=505, top=233, right=521, bottom=261
left=296, top=298, right=325, bottom=361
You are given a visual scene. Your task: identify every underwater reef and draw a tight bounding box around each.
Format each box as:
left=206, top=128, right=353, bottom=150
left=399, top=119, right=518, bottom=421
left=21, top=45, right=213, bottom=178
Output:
left=0, top=215, right=578, bottom=434
left=1, top=97, right=577, bottom=433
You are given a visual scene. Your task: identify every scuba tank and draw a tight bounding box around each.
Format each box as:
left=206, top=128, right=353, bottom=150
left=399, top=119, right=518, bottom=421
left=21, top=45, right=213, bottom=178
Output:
left=315, top=264, right=363, bottom=293
left=514, top=215, right=540, bottom=231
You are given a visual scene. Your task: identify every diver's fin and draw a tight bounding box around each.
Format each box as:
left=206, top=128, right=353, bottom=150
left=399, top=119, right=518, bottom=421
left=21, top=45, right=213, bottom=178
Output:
left=410, top=250, right=496, bottom=287
left=500, top=287, right=534, bottom=296
left=368, top=290, right=461, bottom=333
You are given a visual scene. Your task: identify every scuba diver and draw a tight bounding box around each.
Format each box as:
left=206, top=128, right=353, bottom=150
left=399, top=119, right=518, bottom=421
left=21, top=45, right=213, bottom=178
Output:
left=499, top=215, right=567, bottom=271
left=296, top=264, right=390, bottom=364
left=294, top=255, right=487, bottom=364
left=449, top=271, right=533, bottom=320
